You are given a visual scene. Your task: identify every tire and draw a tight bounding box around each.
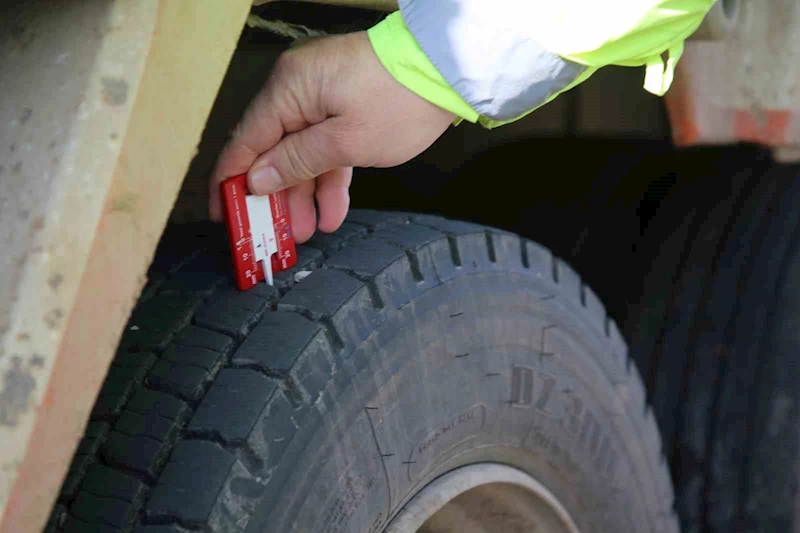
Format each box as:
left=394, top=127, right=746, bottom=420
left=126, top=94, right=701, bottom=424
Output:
left=48, top=211, right=676, bottom=533
left=624, top=158, right=800, bottom=533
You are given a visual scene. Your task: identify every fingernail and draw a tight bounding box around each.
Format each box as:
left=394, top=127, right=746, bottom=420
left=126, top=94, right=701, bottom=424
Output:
left=250, top=166, right=282, bottom=194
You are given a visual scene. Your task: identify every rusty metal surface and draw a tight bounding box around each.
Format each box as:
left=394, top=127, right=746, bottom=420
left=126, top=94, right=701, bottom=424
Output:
left=0, top=2, right=251, bottom=532
left=666, top=0, right=800, bottom=158
left=385, top=464, right=580, bottom=533
left=0, top=1, right=158, bottom=527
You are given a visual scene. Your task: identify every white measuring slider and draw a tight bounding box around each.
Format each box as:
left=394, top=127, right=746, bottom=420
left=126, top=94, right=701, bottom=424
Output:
left=245, top=193, right=279, bottom=285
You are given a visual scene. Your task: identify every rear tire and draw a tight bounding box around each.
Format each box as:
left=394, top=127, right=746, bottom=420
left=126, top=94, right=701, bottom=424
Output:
left=625, top=158, right=800, bottom=533
left=48, top=211, right=676, bottom=533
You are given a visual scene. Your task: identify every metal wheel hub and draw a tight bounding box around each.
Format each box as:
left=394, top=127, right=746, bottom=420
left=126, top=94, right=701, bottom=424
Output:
left=384, top=464, right=581, bottom=533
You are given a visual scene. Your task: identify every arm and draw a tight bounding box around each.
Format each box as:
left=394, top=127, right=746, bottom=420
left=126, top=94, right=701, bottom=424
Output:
left=371, top=0, right=714, bottom=127
left=208, top=0, right=714, bottom=239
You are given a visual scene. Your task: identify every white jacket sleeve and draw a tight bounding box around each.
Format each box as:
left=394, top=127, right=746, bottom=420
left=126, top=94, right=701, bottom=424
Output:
left=398, top=0, right=588, bottom=121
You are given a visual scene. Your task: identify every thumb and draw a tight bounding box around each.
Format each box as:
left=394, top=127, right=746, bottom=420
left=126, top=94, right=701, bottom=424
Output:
left=247, top=117, right=350, bottom=195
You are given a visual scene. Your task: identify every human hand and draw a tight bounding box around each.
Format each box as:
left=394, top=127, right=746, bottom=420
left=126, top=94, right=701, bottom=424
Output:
left=208, top=31, right=456, bottom=242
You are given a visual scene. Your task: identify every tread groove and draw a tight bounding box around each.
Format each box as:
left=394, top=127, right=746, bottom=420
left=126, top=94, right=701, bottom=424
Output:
left=485, top=232, right=497, bottom=263
left=520, top=238, right=530, bottom=269
left=181, top=431, right=264, bottom=474
left=365, top=280, right=385, bottom=311
left=98, top=454, right=156, bottom=486
left=405, top=250, right=425, bottom=282
left=446, top=235, right=462, bottom=267
left=320, top=317, right=345, bottom=355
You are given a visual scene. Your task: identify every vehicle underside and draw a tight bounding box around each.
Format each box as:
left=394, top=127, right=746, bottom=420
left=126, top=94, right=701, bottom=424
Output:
left=2, top=1, right=800, bottom=532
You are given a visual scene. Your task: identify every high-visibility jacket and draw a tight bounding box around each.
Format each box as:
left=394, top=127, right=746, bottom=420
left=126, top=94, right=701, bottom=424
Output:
left=367, top=0, right=715, bottom=128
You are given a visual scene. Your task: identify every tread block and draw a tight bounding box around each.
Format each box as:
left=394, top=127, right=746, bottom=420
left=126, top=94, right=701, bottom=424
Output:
left=278, top=269, right=362, bottom=318
left=138, top=272, right=165, bottom=302
left=126, top=389, right=190, bottom=422
left=280, top=270, right=384, bottom=356
left=580, top=282, right=608, bottom=336
left=326, top=239, right=405, bottom=278
left=115, top=410, right=176, bottom=441
left=606, top=319, right=628, bottom=362
left=162, top=344, right=226, bottom=373
left=194, top=287, right=273, bottom=338
left=147, top=441, right=236, bottom=524
left=207, top=461, right=268, bottom=533
left=273, top=245, right=325, bottom=290
left=306, top=222, right=367, bottom=253
left=91, top=379, right=136, bottom=420
left=295, top=244, right=326, bottom=270
left=553, top=257, right=583, bottom=302
left=345, top=209, right=409, bottom=229
left=287, top=336, right=332, bottom=403
left=524, top=240, right=554, bottom=281
left=234, top=312, right=322, bottom=372
left=249, top=403, right=321, bottom=517
left=105, top=353, right=156, bottom=385
left=75, top=421, right=110, bottom=456
left=60, top=454, right=94, bottom=502
left=120, top=294, right=200, bottom=352
left=327, top=235, right=443, bottom=309
left=372, top=225, right=444, bottom=288
left=61, top=515, right=118, bottom=533
left=374, top=255, right=437, bottom=309
left=490, top=232, right=527, bottom=271
left=409, top=214, right=485, bottom=235
left=110, top=351, right=158, bottom=376
left=44, top=505, right=66, bottom=533
left=159, top=249, right=230, bottom=295
left=248, top=277, right=283, bottom=301
left=247, top=392, right=299, bottom=474
left=147, top=359, right=213, bottom=402
left=188, top=369, right=277, bottom=442
left=71, top=490, right=138, bottom=529
left=371, top=223, right=444, bottom=250
left=233, top=312, right=333, bottom=401
left=425, top=232, right=493, bottom=282
left=134, top=527, right=184, bottom=533
left=147, top=243, right=198, bottom=278
left=148, top=221, right=224, bottom=275
left=102, top=431, right=171, bottom=479
left=81, top=464, right=145, bottom=503
left=173, top=325, right=233, bottom=353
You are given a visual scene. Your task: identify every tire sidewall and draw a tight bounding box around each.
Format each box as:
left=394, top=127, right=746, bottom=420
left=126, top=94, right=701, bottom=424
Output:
left=246, top=272, right=660, bottom=533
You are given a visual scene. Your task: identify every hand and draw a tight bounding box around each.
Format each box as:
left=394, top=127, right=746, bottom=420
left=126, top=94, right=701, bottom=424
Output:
left=208, top=31, right=456, bottom=242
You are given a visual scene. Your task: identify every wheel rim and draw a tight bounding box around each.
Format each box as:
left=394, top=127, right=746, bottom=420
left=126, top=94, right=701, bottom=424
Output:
left=383, top=464, right=582, bottom=533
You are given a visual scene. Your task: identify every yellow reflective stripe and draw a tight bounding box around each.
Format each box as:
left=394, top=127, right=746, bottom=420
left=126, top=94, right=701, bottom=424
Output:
left=643, top=41, right=684, bottom=96
left=367, top=12, right=480, bottom=124
left=663, top=41, right=684, bottom=92
left=644, top=55, right=666, bottom=95
left=478, top=65, right=598, bottom=129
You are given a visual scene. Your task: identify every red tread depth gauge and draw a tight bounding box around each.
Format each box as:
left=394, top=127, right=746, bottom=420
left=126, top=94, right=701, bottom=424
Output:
left=221, top=174, right=298, bottom=291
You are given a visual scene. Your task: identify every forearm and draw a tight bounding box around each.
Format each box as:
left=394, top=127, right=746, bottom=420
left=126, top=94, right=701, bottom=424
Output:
left=369, top=0, right=714, bottom=128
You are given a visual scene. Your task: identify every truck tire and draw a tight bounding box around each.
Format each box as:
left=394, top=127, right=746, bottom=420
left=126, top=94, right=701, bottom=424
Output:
left=624, top=157, right=800, bottom=533
left=48, top=211, right=676, bottom=533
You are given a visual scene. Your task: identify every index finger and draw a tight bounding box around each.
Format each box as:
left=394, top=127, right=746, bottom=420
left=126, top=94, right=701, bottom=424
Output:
left=207, top=90, right=287, bottom=220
